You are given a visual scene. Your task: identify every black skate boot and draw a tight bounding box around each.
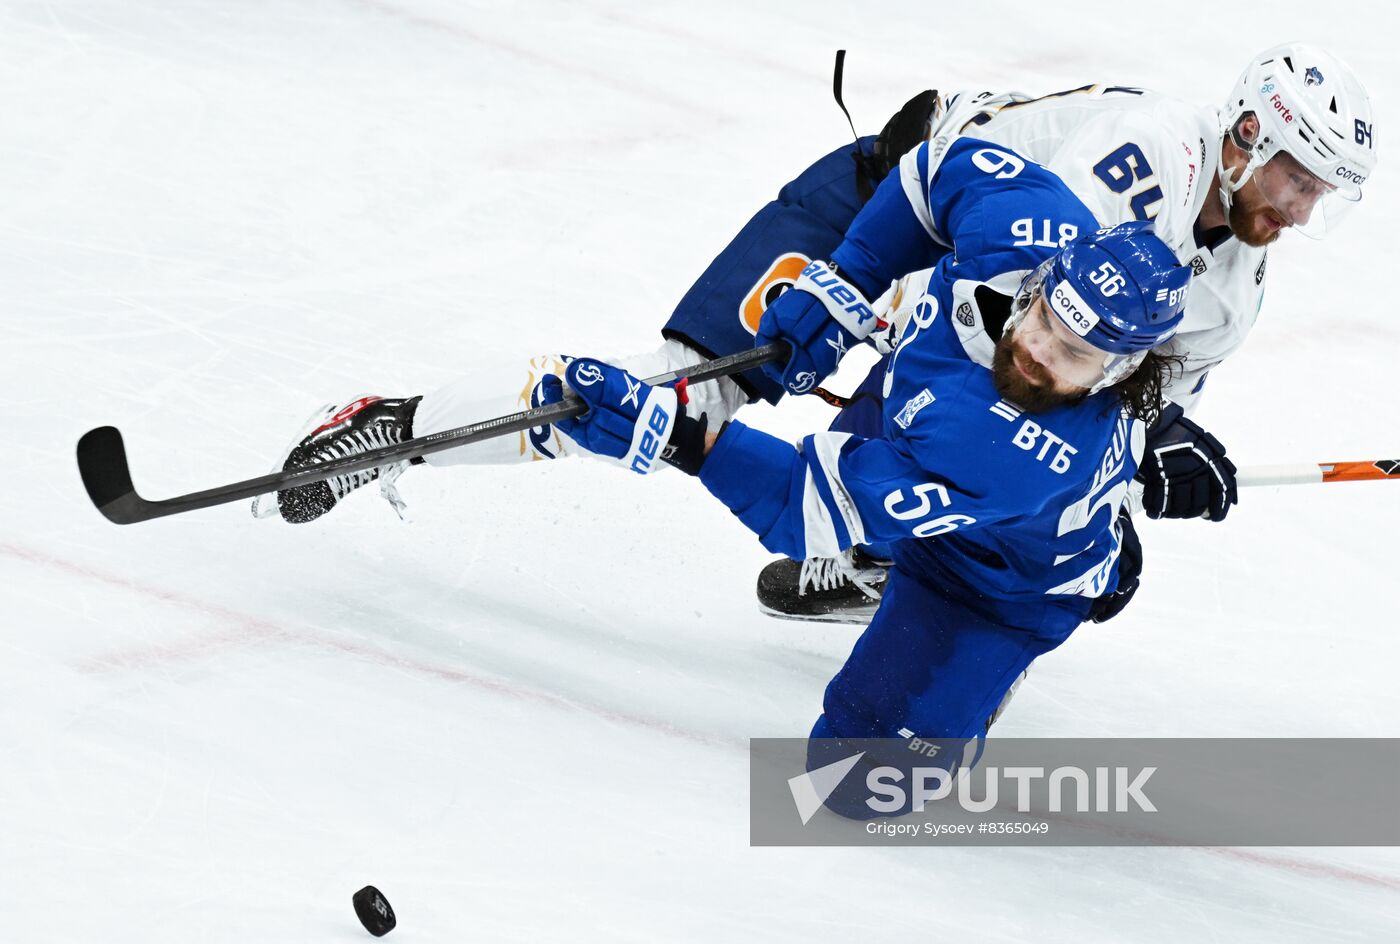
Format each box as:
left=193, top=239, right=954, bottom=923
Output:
left=755, top=547, right=891, bottom=623
left=269, top=395, right=422, bottom=524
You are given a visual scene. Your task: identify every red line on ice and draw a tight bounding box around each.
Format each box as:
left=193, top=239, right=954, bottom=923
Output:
left=8, top=541, right=1400, bottom=892
left=0, top=541, right=742, bottom=750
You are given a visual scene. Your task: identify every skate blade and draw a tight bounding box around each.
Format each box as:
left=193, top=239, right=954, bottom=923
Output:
left=250, top=402, right=337, bottom=519
left=756, top=602, right=878, bottom=625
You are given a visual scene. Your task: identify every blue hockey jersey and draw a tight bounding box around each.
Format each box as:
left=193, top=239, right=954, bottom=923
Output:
left=699, top=136, right=1147, bottom=636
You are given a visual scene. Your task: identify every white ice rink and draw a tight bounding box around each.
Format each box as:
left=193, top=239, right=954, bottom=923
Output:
left=3, top=1, right=1399, bottom=940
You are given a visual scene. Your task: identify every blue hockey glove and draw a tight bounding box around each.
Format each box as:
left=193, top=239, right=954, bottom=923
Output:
left=1088, top=510, right=1142, bottom=624
left=1137, top=404, right=1238, bottom=521
left=755, top=260, right=878, bottom=396
left=541, top=358, right=708, bottom=475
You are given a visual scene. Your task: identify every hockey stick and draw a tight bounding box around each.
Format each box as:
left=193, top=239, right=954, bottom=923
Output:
left=76, top=343, right=788, bottom=525
left=1119, top=460, right=1400, bottom=518
left=1237, top=461, right=1400, bottom=487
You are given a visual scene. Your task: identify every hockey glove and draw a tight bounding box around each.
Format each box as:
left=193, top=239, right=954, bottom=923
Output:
left=755, top=260, right=878, bottom=396
left=542, top=358, right=708, bottom=475
left=1088, top=510, right=1142, bottom=624
left=1137, top=404, right=1238, bottom=522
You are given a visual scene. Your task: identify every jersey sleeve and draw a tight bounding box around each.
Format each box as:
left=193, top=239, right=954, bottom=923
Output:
left=696, top=419, right=1020, bottom=561
left=832, top=135, right=1100, bottom=297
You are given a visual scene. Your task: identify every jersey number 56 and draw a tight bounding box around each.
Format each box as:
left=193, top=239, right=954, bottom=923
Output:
left=884, top=482, right=976, bottom=538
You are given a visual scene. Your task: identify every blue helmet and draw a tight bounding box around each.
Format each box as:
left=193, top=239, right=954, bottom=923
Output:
left=1039, top=220, right=1191, bottom=355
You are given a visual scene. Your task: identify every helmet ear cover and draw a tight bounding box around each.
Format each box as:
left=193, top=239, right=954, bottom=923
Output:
left=1228, top=113, right=1259, bottom=153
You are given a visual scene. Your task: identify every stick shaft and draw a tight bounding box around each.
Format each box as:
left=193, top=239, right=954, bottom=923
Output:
left=78, top=344, right=786, bottom=523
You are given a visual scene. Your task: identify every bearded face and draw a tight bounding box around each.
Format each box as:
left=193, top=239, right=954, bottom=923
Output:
left=1227, top=175, right=1289, bottom=247
left=1220, top=115, right=1333, bottom=247
left=990, top=302, right=1092, bottom=414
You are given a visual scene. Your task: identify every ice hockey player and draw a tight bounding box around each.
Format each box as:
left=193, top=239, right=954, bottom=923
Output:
left=264, top=43, right=1374, bottom=628
left=528, top=137, right=1191, bottom=815
left=744, top=42, right=1378, bottom=621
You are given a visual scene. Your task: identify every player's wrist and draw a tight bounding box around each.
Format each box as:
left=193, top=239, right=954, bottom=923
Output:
left=661, top=410, right=711, bottom=476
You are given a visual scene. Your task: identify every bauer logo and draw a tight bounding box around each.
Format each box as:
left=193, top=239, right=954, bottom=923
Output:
left=801, top=261, right=876, bottom=327
left=628, top=404, right=671, bottom=474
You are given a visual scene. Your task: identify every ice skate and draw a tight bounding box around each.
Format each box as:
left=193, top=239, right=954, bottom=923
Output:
left=259, top=395, right=422, bottom=524
left=755, top=547, right=890, bottom=623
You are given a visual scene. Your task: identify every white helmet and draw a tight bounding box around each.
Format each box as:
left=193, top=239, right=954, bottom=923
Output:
left=1219, top=43, right=1377, bottom=237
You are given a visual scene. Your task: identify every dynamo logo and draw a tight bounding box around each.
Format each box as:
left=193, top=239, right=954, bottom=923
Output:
left=1305, top=66, right=1324, bottom=87
left=788, top=371, right=817, bottom=395
left=572, top=363, right=605, bottom=386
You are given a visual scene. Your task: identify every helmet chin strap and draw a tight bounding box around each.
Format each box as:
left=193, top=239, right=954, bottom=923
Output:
left=1216, top=121, right=1271, bottom=217
left=1217, top=161, right=1242, bottom=216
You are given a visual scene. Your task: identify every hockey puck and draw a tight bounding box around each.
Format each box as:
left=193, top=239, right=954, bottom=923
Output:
left=352, top=885, right=396, bottom=937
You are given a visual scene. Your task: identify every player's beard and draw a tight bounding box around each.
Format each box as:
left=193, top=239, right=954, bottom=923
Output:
left=991, top=333, right=1086, bottom=414
left=1227, top=178, right=1287, bottom=248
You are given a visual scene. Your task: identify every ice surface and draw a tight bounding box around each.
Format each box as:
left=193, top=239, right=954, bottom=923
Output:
left=2, top=1, right=1398, bottom=940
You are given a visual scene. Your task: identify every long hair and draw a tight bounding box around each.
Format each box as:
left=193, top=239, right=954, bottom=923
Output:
left=1110, top=350, right=1184, bottom=424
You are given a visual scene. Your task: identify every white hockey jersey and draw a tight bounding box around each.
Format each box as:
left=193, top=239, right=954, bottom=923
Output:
left=935, top=85, right=1266, bottom=413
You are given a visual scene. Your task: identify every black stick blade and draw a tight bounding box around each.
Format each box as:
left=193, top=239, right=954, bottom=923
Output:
left=76, top=426, right=149, bottom=525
